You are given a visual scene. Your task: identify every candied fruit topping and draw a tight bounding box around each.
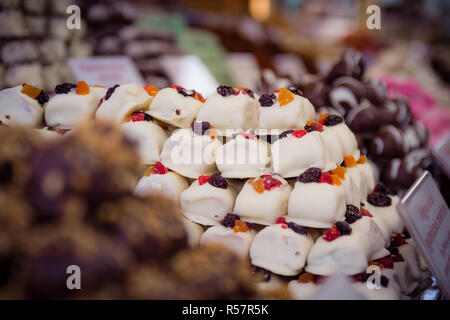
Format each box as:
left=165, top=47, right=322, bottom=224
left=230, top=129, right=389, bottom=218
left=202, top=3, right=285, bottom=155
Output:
left=344, top=155, right=357, bottom=168
left=75, top=81, right=90, bottom=95
left=234, top=87, right=255, bottom=98
left=287, top=222, right=308, bottom=235
left=221, top=213, right=240, bottom=228
left=377, top=256, right=394, bottom=269
left=21, top=84, right=41, bottom=99
left=304, top=125, right=315, bottom=132
left=279, top=130, right=294, bottom=139
left=323, top=225, right=341, bottom=241
left=132, top=111, right=152, bottom=122
left=191, top=121, right=211, bottom=135
left=374, top=182, right=395, bottom=195
left=241, top=133, right=256, bottom=140
left=208, top=173, right=228, bottom=189
left=277, top=88, right=294, bottom=107
left=259, top=94, right=276, bottom=107
left=331, top=174, right=341, bottom=185
left=318, top=172, right=333, bottom=184
left=55, top=83, right=76, bottom=94
left=36, top=91, right=49, bottom=104
left=318, top=113, right=329, bottom=122
left=305, top=121, right=323, bottom=132
left=392, top=233, right=407, bottom=247
left=332, top=166, right=347, bottom=180
left=152, top=162, right=168, bottom=175
left=367, top=192, right=392, bottom=207
left=360, top=207, right=373, bottom=217
left=298, top=273, right=315, bottom=284
left=217, top=85, right=235, bottom=97
left=345, top=205, right=362, bottom=224
left=144, top=84, right=159, bottom=97
left=288, top=87, right=303, bottom=96
left=233, top=219, right=249, bottom=233
left=263, top=175, right=282, bottom=191
left=335, top=221, right=352, bottom=235
left=105, top=84, right=119, bottom=100
left=194, top=92, right=205, bottom=102
left=292, top=129, right=307, bottom=138
left=324, top=115, right=344, bottom=126
left=198, top=175, right=212, bottom=185
left=392, top=253, right=405, bottom=262
left=251, top=177, right=265, bottom=194
left=275, top=217, right=286, bottom=224
left=357, top=155, right=367, bottom=164
left=281, top=224, right=287, bottom=229
left=297, top=167, right=321, bottom=183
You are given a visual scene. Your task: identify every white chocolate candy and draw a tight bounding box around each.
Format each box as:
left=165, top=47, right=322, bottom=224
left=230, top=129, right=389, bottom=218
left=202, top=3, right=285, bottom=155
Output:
left=134, top=168, right=188, bottom=205
left=0, top=85, right=43, bottom=127
left=121, top=119, right=168, bottom=165
left=306, top=229, right=372, bottom=276
left=364, top=196, right=404, bottom=235
left=149, top=87, right=203, bottom=128
left=259, top=89, right=315, bottom=130
left=45, top=85, right=103, bottom=129
left=96, top=83, right=152, bottom=123
left=250, top=223, right=313, bottom=276
left=180, top=178, right=235, bottom=225
left=271, top=131, right=334, bottom=178
left=234, top=174, right=292, bottom=225
left=350, top=216, right=390, bottom=260
left=215, top=134, right=271, bottom=178
left=359, top=160, right=376, bottom=194
left=196, top=89, right=259, bottom=130
left=287, top=181, right=346, bottom=228
left=319, top=126, right=346, bottom=165
left=200, top=224, right=256, bottom=259
left=323, top=123, right=360, bottom=160
left=160, top=128, right=221, bottom=179
left=182, top=217, right=204, bottom=248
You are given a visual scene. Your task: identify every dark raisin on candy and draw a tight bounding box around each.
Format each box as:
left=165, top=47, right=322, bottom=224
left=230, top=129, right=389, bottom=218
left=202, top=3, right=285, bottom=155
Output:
left=191, top=121, right=211, bottom=136
left=176, top=87, right=195, bottom=97
left=403, top=228, right=411, bottom=239
left=221, top=213, right=240, bottom=228
left=36, top=91, right=49, bottom=105
left=297, top=167, right=321, bottom=183
left=286, top=222, right=308, bottom=235
left=208, top=173, right=228, bottom=189
left=217, top=85, right=235, bottom=97
left=323, top=115, right=343, bottom=126
left=335, top=221, right=352, bottom=235
left=345, top=204, right=362, bottom=224
left=244, top=88, right=255, bottom=98
left=367, top=192, right=392, bottom=207
left=54, top=83, right=76, bottom=94
left=288, top=87, right=303, bottom=96
left=380, top=275, right=389, bottom=288
left=105, top=84, right=120, bottom=100
left=374, top=182, right=395, bottom=195
left=304, top=125, right=315, bottom=133
left=340, top=161, right=346, bottom=167
left=386, top=241, right=399, bottom=255
left=258, top=94, right=276, bottom=107
left=279, top=130, right=294, bottom=139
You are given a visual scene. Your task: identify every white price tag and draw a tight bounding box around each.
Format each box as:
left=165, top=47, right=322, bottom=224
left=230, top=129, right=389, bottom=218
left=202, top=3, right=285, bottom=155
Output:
left=397, top=171, right=450, bottom=299
left=67, top=56, right=144, bottom=88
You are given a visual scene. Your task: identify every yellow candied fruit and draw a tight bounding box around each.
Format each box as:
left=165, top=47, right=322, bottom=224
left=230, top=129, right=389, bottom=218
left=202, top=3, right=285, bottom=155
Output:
left=233, top=220, right=249, bottom=233
left=235, top=86, right=247, bottom=90
left=298, top=273, right=315, bottom=284
left=21, top=84, right=41, bottom=99
left=332, top=166, right=347, bottom=180
left=357, top=155, right=367, bottom=164
left=247, top=178, right=255, bottom=185
left=251, top=177, right=265, bottom=194
left=144, top=166, right=155, bottom=176
left=76, top=81, right=90, bottom=95
left=318, top=113, right=329, bottom=121
left=277, top=88, right=294, bottom=107
left=145, top=84, right=160, bottom=97
left=306, top=120, right=315, bottom=126
left=344, top=155, right=357, bottom=168
left=331, top=174, right=341, bottom=186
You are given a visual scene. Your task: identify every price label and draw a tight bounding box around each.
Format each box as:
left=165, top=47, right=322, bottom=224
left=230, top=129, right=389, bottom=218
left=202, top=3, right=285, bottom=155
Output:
left=67, top=56, right=144, bottom=88
left=397, top=171, right=450, bottom=299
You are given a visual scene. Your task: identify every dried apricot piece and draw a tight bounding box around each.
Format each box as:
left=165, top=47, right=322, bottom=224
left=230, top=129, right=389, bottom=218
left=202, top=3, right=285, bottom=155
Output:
left=318, top=113, right=329, bottom=121
left=144, top=84, right=159, bottom=97
left=331, top=174, right=342, bottom=185
left=344, top=155, right=357, bottom=168
left=357, top=155, right=367, bottom=164
left=21, top=84, right=41, bottom=99
left=251, top=177, right=265, bottom=194
left=75, top=81, right=90, bottom=95
left=233, top=220, right=249, bottom=233
left=277, top=88, right=294, bottom=106
left=298, top=273, right=315, bottom=283
left=332, top=166, right=347, bottom=179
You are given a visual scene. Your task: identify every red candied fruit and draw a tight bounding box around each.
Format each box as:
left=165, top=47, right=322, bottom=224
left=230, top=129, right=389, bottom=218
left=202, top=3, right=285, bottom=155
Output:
left=275, top=217, right=286, bottom=224
left=152, top=162, right=168, bottom=175
left=306, top=120, right=323, bottom=132
left=377, top=256, right=394, bottom=269
left=318, top=113, right=329, bottom=122
left=241, top=133, right=256, bottom=140
left=392, top=253, right=405, bottom=262
left=393, top=233, right=407, bottom=247
left=75, top=81, right=90, bottom=95
left=281, top=224, right=287, bottom=229
left=171, top=84, right=183, bottom=89
left=292, top=129, right=307, bottom=138
left=323, top=225, right=341, bottom=241
left=194, top=92, right=205, bottom=103
left=318, top=172, right=333, bottom=184
left=198, top=175, right=212, bottom=185
left=360, top=207, right=373, bottom=217
left=263, top=175, right=282, bottom=191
